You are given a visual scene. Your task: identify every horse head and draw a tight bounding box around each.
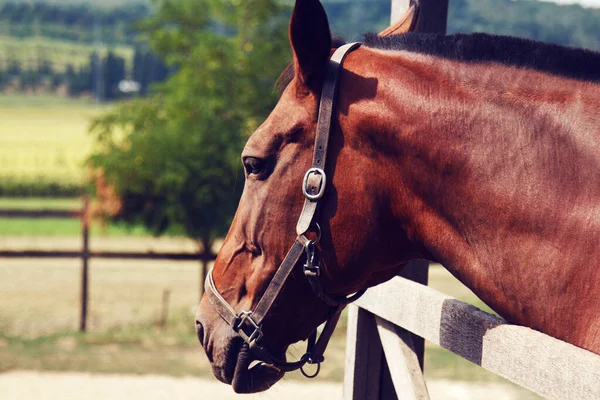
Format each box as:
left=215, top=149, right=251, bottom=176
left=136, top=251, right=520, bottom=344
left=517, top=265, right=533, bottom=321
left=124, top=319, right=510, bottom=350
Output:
left=195, top=0, right=422, bottom=393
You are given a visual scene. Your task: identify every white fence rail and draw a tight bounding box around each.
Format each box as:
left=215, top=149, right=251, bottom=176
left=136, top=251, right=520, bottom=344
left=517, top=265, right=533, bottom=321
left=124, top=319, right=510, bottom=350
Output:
left=344, top=275, right=600, bottom=399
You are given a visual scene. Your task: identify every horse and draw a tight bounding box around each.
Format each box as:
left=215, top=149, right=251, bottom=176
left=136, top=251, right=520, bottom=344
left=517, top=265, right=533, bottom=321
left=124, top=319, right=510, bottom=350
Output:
left=195, top=0, right=600, bottom=393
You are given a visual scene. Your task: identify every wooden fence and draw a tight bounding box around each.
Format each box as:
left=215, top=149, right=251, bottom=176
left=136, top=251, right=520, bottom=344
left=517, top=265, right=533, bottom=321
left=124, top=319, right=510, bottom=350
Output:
left=344, top=266, right=600, bottom=399
left=0, top=196, right=215, bottom=332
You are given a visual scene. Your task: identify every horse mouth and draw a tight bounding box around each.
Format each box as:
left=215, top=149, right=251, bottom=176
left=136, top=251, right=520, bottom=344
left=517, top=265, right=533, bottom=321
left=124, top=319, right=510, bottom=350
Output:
left=215, top=339, right=284, bottom=393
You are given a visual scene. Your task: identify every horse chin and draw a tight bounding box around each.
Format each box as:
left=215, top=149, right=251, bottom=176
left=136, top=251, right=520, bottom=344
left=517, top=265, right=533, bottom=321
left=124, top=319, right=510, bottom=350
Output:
left=230, top=342, right=284, bottom=393
left=213, top=341, right=284, bottom=394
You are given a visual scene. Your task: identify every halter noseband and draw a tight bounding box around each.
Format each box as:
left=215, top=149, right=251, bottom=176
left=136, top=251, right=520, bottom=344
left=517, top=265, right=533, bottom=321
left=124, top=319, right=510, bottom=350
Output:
left=205, top=42, right=364, bottom=378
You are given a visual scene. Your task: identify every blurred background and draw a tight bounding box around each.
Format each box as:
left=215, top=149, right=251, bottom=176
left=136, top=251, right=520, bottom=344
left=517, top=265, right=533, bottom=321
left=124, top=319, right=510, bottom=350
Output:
left=0, top=0, right=599, bottom=398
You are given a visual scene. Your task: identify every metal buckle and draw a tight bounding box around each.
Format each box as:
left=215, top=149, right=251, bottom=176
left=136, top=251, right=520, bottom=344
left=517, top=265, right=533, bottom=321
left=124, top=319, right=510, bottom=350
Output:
left=302, top=168, right=326, bottom=200
left=234, top=311, right=263, bottom=344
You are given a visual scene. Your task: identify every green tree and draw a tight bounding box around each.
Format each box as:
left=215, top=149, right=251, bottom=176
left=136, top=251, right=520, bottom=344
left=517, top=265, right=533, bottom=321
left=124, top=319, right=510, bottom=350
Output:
left=0, top=69, right=6, bottom=90
left=102, top=51, right=126, bottom=100
left=88, top=0, right=290, bottom=256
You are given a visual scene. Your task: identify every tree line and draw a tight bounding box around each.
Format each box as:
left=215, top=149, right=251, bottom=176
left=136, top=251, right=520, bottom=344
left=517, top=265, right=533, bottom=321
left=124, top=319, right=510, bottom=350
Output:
left=0, top=2, right=150, bottom=45
left=0, top=49, right=168, bottom=99
left=6, top=0, right=600, bottom=51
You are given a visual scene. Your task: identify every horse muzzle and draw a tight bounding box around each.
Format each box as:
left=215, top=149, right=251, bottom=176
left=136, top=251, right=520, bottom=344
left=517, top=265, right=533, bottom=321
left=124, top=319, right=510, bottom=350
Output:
left=196, top=308, right=285, bottom=393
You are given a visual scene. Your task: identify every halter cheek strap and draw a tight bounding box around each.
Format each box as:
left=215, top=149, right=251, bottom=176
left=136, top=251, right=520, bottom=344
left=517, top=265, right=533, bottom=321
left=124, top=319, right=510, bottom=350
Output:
left=205, top=42, right=364, bottom=376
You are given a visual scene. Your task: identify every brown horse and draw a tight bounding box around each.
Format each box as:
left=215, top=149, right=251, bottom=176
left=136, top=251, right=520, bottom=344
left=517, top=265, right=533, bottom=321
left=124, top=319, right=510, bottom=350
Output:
left=195, top=0, right=600, bottom=393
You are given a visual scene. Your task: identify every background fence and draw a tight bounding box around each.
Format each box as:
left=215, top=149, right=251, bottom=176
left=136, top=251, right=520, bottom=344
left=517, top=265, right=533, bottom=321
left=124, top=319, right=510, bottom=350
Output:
left=0, top=196, right=215, bottom=332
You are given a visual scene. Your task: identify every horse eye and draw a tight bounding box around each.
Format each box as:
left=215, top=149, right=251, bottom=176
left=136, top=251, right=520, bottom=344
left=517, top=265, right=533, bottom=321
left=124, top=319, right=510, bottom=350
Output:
left=243, top=157, right=265, bottom=176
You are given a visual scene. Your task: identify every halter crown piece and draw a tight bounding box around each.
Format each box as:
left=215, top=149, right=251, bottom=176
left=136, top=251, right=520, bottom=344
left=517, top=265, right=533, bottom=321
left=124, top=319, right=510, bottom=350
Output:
left=205, top=42, right=364, bottom=378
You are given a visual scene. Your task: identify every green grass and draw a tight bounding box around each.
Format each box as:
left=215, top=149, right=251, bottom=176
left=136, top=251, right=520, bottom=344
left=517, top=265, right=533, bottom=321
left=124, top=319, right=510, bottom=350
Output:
left=0, top=197, right=153, bottom=236
left=0, top=94, right=97, bottom=108
left=0, top=217, right=152, bottom=236
left=0, top=199, right=152, bottom=237
left=0, top=35, right=134, bottom=72
left=0, top=309, right=209, bottom=378
left=0, top=197, right=80, bottom=210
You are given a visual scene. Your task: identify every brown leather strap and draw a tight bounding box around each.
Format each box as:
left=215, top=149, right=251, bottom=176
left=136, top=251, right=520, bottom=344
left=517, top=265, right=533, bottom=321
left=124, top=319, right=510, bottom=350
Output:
left=296, top=42, right=362, bottom=236
left=205, top=235, right=309, bottom=327
left=205, top=272, right=238, bottom=327
left=204, top=42, right=363, bottom=375
left=308, top=305, right=344, bottom=363
left=252, top=235, right=309, bottom=323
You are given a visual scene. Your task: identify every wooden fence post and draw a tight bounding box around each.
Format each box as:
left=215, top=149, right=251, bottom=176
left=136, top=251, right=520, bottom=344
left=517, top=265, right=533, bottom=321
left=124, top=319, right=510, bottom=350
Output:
left=376, top=317, right=430, bottom=399
left=414, top=0, right=449, bottom=34
left=80, top=196, right=90, bottom=332
left=344, top=306, right=385, bottom=400
left=391, top=0, right=411, bottom=24
left=0, top=199, right=216, bottom=332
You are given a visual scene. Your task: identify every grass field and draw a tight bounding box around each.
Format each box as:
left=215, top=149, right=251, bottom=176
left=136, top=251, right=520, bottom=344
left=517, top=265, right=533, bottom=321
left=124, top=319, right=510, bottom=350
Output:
left=0, top=35, right=134, bottom=72
left=0, top=251, right=540, bottom=399
left=0, top=198, right=156, bottom=236
left=0, top=94, right=110, bottom=189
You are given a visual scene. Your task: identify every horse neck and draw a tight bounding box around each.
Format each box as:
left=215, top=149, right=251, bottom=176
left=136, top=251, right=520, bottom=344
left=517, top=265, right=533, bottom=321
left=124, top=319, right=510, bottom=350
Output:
left=339, top=48, right=600, bottom=350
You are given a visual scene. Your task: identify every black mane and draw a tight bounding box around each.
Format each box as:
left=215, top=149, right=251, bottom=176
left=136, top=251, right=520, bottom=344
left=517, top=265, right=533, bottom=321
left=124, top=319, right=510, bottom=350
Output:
left=364, top=32, right=600, bottom=83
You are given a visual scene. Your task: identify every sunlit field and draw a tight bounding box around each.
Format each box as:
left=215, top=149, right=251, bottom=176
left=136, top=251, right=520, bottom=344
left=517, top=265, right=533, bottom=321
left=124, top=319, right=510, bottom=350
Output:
left=0, top=252, right=540, bottom=399
left=0, top=95, right=108, bottom=188
left=0, top=36, right=134, bottom=72
left=0, top=197, right=152, bottom=236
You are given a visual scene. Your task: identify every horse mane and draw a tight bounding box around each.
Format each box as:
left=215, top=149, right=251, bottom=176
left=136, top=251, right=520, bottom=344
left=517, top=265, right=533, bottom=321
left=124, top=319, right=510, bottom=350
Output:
left=364, top=32, right=600, bottom=83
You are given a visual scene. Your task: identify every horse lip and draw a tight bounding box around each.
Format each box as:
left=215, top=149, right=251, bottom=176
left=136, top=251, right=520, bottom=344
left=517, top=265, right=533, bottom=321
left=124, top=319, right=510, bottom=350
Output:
left=231, top=343, right=284, bottom=393
left=249, top=360, right=282, bottom=374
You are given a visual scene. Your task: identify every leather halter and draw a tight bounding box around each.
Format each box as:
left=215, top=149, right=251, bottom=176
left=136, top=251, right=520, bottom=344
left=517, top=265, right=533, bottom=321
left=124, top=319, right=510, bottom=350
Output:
left=205, top=42, right=364, bottom=377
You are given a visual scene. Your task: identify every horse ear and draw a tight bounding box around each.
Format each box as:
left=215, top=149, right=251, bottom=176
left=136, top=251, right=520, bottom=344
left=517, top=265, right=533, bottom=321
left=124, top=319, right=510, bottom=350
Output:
left=289, top=0, right=332, bottom=91
left=379, top=1, right=420, bottom=36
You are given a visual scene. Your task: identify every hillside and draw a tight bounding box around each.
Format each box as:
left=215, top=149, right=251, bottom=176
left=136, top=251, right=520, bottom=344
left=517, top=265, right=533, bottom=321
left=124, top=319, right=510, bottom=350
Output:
left=0, top=0, right=148, bottom=6
left=3, top=0, right=600, bottom=101
left=3, top=0, right=600, bottom=50
left=0, top=2, right=150, bottom=45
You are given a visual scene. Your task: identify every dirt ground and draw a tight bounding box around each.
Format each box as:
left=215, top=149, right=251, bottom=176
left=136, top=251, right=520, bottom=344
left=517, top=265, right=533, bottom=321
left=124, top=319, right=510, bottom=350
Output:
left=0, top=371, right=538, bottom=400
left=0, top=237, right=540, bottom=399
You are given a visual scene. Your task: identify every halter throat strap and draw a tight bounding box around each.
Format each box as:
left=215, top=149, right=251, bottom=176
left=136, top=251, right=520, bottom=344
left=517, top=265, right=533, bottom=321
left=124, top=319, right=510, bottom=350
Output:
left=205, top=42, right=363, bottom=375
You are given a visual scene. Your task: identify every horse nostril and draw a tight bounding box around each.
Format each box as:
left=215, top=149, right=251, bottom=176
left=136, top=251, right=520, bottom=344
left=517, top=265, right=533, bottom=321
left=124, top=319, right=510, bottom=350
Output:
left=195, top=320, right=205, bottom=347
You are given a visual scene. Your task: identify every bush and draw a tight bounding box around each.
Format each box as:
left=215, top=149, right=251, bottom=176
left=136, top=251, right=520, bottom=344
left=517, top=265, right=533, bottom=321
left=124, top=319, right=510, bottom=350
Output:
left=0, top=177, right=84, bottom=197
left=88, top=0, right=291, bottom=248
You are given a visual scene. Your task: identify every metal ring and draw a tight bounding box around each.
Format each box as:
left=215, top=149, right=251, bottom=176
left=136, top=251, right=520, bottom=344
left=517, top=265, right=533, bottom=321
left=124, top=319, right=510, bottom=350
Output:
left=308, top=223, right=321, bottom=245
left=300, top=361, right=321, bottom=379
